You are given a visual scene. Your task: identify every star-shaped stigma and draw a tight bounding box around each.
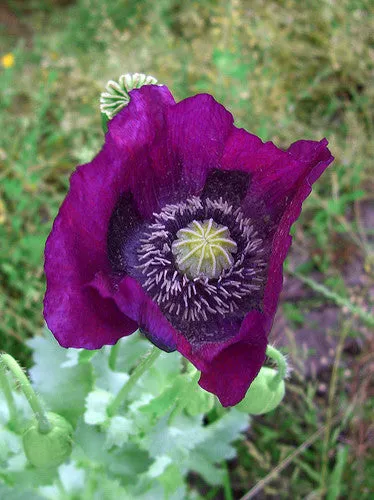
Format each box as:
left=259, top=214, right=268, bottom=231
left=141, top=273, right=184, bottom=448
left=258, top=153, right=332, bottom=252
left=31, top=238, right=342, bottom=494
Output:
left=171, top=219, right=237, bottom=279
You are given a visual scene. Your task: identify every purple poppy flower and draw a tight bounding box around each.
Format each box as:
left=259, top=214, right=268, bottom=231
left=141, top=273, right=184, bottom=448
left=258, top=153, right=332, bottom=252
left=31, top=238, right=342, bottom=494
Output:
left=44, top=85, right=333, bottom=406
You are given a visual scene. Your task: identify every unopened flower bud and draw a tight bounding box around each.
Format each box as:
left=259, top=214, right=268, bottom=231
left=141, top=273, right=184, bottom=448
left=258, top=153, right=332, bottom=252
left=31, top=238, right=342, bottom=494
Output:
left=236, top=367, right=285, bottom=415
left=23, top=412, right=73, bottom=468
left=100, top=73, right=159, bottom=128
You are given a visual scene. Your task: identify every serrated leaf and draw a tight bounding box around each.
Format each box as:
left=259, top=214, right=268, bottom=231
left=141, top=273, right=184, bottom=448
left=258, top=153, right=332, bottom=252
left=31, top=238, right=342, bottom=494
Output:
left=0, top=483, right=44, bottom=500
left=115, top=334, right=150, bottom=372
left=144, top=413, right=207, bottom=462
left=91, top=348, right=129, bottom=395
left=193, top=409, right=249, bottom=463
left=73, top=420, right=151, bottom=480
left=159, top=463, right=185, bottom=498
left=27, top=331, right=93, bottom=426
left=139, top=376, right=185, bottom=420
left=147, top=455, right=172, bottom=478
left=187, top=453, right=224, bottom=486
left=84, top=389, right=112, bottom=425
left=105, top=416, right=133, bottom=449
left=90, top=473, right=133, bottom=500
left=0, top=428, right=22, bottom=462
left=137, top=352, right=181, bottom=398
left=60, top=349, right=81, bottom=368
left=58, top=462, right=86, bottom=494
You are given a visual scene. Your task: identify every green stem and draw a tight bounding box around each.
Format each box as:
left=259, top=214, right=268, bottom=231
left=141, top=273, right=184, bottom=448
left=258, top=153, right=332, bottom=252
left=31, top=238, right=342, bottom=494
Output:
left=108, top=346, right=161, bottom=416
left=0, top=354, right=51, bottom=434
left=266, top=345, right=288, bottom=388
left=168, top=370, right=200, bottom=424
left=108, top=341, right=121, bottom=371
left=0, top=360, right=17, bottom=425
left=320, top=321, right=350, bottom=495
left=223, top=461, right=234, bottom=500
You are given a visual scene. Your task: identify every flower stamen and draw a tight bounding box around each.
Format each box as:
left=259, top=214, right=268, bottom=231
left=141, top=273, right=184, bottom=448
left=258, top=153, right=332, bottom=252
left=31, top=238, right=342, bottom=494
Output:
left=133, top=196, right=268, bottom=340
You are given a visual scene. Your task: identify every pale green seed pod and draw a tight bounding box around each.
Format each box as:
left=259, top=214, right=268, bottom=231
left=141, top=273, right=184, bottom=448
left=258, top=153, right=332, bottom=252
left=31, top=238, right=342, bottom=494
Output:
left=23, top=412, right=73, bottom=468
left=236, top=367, right=285, bottom=415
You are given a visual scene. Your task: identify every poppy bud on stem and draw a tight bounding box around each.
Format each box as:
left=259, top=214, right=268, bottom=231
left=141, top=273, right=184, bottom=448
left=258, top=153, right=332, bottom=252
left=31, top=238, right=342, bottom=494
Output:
left=0, top=358, right=18, bottom=428
left=0, top=353, right=51, bottom=434
left=236, top=345, right=288, bottom=415
left=0, top=353, right=73, bottom=468
left=265, top=344, right=288, bottom=389
left=100, top=73, right=159, bottom=132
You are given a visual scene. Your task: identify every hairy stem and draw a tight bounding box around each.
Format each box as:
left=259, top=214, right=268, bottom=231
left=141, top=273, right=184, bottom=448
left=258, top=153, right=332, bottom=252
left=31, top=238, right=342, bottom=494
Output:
left=0, top=359, right=17, bottom=425
left=266, top=345, right=288, bottom=388
left=108, top=346, right=161, bottom=416
left=0, top=353, right=51, bottom=434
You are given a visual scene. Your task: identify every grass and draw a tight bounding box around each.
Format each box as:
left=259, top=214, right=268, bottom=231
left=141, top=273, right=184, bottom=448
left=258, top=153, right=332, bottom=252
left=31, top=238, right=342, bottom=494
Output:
left=1, top=0, right=373, bottom=497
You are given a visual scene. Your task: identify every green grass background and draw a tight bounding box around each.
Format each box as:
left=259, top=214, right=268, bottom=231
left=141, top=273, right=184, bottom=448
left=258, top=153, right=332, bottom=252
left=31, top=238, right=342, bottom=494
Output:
left=1, top=0, right=373, bottom=498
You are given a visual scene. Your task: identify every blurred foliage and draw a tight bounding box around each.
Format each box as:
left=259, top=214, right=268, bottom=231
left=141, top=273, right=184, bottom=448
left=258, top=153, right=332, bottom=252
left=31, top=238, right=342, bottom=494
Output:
left=0, top=0, right=373, bottom=497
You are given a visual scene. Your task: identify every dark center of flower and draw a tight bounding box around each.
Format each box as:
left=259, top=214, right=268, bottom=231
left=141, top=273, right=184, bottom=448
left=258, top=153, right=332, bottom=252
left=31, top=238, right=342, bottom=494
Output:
left=171, top=219, right=237, bottom=279
left=134, top=196, right=268, bottom=342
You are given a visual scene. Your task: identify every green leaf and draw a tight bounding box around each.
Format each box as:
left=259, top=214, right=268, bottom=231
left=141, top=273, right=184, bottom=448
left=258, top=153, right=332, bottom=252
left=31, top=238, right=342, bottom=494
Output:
left=73, top=420, right=151, bottom=480
left=58, top=462, right=86, bottom=494
left=147, top=455, right=173, bottom=478
left=144, top=413, right=207, bottom=461
left=184, top=382, right=215, bottom=417
left=327, top=445, right=349, bottom=500
left=27, top=330, right=93, bottom=426
left=0, top=484, right=44, bottom=500
left=139, top=376, right=185, bottom=420
left=115, top=334, right=150, bottom=372
left=105, top=416, right=133, bottom=449
left=159, top=463, right=185, bottom=498
left=134, top=351, right=181, bottom=399
left=193, top=409, right=249, bottom=463
left=84, top=389, right=112, bottom=425
left=91, top=348, right=129, bottom=395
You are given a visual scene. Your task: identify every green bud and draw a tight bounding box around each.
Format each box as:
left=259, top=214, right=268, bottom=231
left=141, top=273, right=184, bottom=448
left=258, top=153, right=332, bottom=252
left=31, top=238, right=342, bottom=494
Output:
left=185, top=386, right=215, bottom=417
left=236, top=367, right=285, bottom=415
left=100, top=73, right=159, bottom=124
left=23, top=412, right=73, bottom=468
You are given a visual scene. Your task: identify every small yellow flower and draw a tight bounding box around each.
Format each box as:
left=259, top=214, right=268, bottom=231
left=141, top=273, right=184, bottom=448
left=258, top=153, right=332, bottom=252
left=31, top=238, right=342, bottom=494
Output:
left=1, top=53, right=15, bottom=69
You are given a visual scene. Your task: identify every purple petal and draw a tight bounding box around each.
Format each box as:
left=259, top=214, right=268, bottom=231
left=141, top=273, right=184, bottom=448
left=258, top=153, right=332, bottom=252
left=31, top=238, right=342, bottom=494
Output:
left=197, top=312, right=268, bottom=407
left=44, top=143, right=139, bottom=348
left=262, top=139, right=334, bottom=321
left=44, top=85, right=177, bottom=349
left=108, top=85, right=176, bottom=217
left=221, top=127, right=286, bottom=175
left=166, top=94, right=234, bottom=199
left=88, top=272, right=178, bottom=353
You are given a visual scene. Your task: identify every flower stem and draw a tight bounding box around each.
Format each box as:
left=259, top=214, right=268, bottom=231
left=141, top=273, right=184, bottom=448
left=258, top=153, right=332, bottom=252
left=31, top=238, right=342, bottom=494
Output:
left=265, top=345, right=288, bottom=388
left=168, top=370, right=200, bottom=424
left=107, top=346, right=161, bottom=416
left=0, top=353, right=51, bottom=434
left=0, top=359, right=17, bottom=425
left=223, top=461, right=234, bottom=500
left=108, top=341, right=121, bottom=371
